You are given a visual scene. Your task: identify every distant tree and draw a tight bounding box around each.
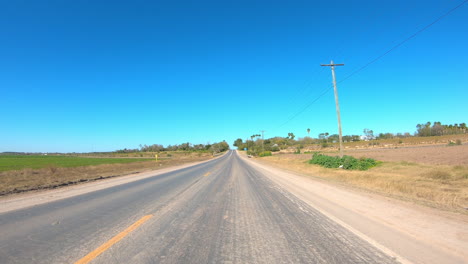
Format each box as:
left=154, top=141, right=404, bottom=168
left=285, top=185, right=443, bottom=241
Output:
left=178, top=142, right=190, bottom=151
left=415, top=121, right=466, bottom=136
left=298, top=137, right=314, bottom=144
left=251, top=134, right=260, bottom=141
left=318, top=132, right=329, bottom=140
left=307, top=128, right=310, bottom=136
left=376, top=133, right=394, bottom=140
left=233, top=138, right=243, bottom=149
left=363, top=129, right=374, bottom=140
left=460, top=123, right=467, bottom=133
left=432, top=122, right=444, bottom=136
left=328, top=134, right=339, bottom=143
left=341, top=135, right=361, bottom=142
left=209, top=141, right=229, bottom=154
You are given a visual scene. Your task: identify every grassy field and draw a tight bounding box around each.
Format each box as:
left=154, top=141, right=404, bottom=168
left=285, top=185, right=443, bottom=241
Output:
left=0, top=155, right=152, bottom=172
left=0, top=152, right=214, bottom=195
left=252, top=144, right=468, bottom=214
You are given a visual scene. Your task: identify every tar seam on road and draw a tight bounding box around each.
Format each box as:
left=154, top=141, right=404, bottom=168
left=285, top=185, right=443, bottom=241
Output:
left=74, top=214, right=153, bottom=264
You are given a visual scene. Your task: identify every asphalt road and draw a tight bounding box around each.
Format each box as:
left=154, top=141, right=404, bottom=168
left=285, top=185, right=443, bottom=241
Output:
left=0, top=151, right=398, bottom=264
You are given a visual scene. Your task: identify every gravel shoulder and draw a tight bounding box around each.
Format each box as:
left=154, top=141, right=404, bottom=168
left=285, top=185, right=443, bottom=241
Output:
left=239, top=151, right=468, bottom=264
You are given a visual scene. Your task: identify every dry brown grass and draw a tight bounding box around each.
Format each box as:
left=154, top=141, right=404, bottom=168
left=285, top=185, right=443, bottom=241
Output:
left=257, top=151, right=468, bottom=214
left=0, top=153, right=213, bottom=196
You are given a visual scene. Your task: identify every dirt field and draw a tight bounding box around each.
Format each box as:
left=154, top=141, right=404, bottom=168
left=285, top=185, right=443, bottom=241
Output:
left=285, top=144, right=468, bottom=166
left=338, top=144, right=468, bottom=166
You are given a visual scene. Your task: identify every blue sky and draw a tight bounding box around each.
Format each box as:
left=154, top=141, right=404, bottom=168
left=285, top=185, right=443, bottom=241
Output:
left=1, top=0, right=467, bottom=152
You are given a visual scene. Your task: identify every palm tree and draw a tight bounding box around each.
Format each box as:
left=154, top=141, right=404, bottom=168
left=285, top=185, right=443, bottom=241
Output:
left=460, top=123, right=466, bottom=133
left=307, top=128, right=310, bottom=136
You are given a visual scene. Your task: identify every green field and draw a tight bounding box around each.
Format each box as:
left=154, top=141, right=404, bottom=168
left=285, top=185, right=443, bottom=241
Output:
left=0, top=155, right=152, bottom=172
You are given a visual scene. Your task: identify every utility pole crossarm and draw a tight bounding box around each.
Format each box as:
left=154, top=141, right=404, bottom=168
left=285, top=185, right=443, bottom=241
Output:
left=320, top=63, right=344, bottom=66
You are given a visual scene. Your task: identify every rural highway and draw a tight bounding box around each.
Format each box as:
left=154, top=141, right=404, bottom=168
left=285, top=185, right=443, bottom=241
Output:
left=0, top=150, right=400, bottom=263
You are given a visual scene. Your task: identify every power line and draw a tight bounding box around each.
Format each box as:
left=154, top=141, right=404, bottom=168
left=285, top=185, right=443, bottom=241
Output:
left=277, top=85, right=331, bottom=129
left=338, top=0, right=468, bottom=84
left=282, top=66, right=327, bottom=113
left=275, top=0, right=467, bottom=129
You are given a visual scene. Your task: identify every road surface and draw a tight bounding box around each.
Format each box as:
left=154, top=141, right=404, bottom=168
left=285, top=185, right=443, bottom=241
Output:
left=0, top=150, right=400, bottom=263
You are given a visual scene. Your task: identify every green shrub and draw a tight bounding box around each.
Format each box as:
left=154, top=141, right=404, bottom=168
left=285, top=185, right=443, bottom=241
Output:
left=308, top=153, right=379, bottom=171
left=258, top=151, right=272, bottom=157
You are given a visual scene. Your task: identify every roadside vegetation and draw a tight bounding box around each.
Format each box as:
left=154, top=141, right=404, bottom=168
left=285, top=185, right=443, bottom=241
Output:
left=308, top=153, right=379, bottom=170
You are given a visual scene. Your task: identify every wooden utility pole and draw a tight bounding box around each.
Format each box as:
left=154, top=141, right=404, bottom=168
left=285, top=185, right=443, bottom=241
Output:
left=260, top=130, right=266, bottom=152
left=321, top=60, right=345, bottom=157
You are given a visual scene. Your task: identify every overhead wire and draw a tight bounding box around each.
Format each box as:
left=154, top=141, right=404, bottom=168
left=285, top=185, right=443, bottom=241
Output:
left=337, top=0, right=468, bottom=84
left=281, top=67, right=327, bottom=121
left=277, top=84, right=332, bottom=129
left=274, top=0, right=468, bottom=130
left=281, top=66, right=327, bottom=112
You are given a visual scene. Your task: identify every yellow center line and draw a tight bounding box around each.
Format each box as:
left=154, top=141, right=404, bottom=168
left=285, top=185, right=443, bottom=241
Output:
left=74, top=214, right=153, bottom=264
left=204, top=172, right=211, bottom=177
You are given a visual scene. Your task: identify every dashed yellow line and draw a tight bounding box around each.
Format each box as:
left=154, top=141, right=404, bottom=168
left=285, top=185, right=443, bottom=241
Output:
left=74, top=214, right=153, bottom=264
left=204, top=172, right=211, bottom=177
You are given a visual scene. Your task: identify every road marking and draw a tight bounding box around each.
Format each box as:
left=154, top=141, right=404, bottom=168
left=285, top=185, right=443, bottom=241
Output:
left=74, top=214, right=153, bottom=264
left=204, top=172, right=211, bottom=177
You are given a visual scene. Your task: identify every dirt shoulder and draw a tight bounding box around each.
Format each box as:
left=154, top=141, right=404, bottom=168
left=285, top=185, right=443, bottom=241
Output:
left=238, top=151, right=468, bottom=264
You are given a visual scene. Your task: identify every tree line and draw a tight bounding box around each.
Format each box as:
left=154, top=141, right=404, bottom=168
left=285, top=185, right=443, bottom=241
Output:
left=116, top=141, right=229, bottom=154
left=234, top=121, right=466, bottom=155
left=416, top=122, right=467, bottom=137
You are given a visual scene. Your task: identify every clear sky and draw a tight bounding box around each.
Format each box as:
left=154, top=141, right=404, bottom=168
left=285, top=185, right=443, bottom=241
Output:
left=1, top=0, right=467, bottom=153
